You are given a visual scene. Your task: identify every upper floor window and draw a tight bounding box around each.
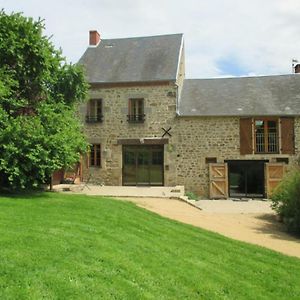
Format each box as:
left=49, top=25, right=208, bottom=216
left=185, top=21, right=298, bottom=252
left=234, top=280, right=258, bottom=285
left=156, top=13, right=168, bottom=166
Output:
left=90, top=144, right=101, bottom=167
left=240, top=117, right=294, bottom=155
left=127, top=98, right=145, bottom=123
left=255, top=119, right=278, bottom=153
left=86, top=99, right=103, bottom=123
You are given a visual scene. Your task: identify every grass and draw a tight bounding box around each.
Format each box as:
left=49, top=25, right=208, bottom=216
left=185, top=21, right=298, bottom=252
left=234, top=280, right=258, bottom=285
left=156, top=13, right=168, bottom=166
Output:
left=0, top=193, right=299, bottom=299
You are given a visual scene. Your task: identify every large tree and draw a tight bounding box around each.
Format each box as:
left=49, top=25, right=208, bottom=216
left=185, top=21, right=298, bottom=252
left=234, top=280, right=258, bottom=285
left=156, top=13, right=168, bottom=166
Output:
left=0, top=10, right=88, bottom=190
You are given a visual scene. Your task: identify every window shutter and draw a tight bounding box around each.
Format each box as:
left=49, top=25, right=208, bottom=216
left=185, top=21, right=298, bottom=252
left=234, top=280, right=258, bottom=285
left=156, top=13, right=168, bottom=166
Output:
left=280, top=117, right=295, bottom=154
left=240, top=118, right=253, bottom=155
left=128, top=99, right=131, bottom=115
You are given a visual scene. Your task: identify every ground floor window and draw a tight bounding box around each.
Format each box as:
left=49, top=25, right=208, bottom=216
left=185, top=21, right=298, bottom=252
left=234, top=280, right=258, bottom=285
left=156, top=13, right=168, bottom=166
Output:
left=90, top=144, right=101, bottom=167
left=123, top=145, right=163, bottom=186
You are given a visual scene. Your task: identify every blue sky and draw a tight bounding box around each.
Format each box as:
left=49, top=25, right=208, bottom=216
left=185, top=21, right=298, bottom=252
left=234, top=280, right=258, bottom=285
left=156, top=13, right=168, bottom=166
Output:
left=217, top=57, right=249, bottom=77
left=1, top=0, right=300, bottom=78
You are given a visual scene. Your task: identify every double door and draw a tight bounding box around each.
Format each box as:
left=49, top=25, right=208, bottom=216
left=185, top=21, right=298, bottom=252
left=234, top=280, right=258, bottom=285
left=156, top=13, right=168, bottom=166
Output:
left=209, top=161, right=285, bottom=199
left=228, top=160, right=266, bottom=198
left=123, top=145, right=164, bottom=186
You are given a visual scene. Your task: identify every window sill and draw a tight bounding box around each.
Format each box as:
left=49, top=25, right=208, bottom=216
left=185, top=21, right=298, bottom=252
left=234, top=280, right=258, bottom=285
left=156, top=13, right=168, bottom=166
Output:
left=254, top=152, right=280, bottom=155
left=127, top=120, right=145, bottom=124
left=85, top=115, right=103, bottom=123
left=127, top=114, right=145, bottom=123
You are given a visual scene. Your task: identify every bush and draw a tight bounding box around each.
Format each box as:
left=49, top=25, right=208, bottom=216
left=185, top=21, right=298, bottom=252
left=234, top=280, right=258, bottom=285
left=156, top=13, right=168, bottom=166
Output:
left=271, top=170, right=300, bottom=235
left=185, top=191, right=199, bottom=201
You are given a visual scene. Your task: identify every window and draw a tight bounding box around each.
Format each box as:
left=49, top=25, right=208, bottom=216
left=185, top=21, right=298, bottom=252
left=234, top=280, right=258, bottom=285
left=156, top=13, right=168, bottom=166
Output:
left=127, top=98, right=145, bottom=123
left=240, top=117, right=294, bottom=155
left=90, top=144, right=101, bottom=167
left=205, top=157, right=217, bottom=164
left=276, top=157, right=289, bottom=164
left=255, top=119, right=278, bottom=153
left=86, top=99, right=103, bottom=123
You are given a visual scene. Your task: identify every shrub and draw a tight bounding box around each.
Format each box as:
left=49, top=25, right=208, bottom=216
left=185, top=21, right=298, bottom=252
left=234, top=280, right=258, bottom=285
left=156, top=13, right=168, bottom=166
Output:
left=271, top=169, right=300, bottom=235
left=185, top=191, right=199, bottom=201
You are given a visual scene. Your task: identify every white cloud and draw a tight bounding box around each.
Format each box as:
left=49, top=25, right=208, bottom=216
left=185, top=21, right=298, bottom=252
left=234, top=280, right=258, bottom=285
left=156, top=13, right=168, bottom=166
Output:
left=1, top=0, right=300, bottom=78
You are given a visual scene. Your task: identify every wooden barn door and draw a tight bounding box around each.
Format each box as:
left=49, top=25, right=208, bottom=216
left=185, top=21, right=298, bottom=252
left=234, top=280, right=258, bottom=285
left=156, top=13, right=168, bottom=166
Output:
left=265, top=163, right=285, bottom=197
left=209, top=163, right=228, bottom=199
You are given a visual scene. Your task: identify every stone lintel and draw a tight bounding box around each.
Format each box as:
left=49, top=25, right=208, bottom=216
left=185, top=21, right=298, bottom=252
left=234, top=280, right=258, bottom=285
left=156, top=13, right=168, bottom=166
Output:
left=117, top=138, right=169, bottom=145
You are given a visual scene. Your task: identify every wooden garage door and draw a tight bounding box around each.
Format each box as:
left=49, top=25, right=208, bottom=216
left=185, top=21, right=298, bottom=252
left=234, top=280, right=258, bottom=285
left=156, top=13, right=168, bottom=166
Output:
left=265, top=163, right=285, bottom=197
left=209, top=163, right=228, bottom=199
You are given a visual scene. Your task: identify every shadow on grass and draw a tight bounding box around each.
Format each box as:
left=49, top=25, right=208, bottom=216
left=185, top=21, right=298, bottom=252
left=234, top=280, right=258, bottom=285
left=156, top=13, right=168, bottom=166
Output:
left=0, top=188, right=55, bottom=200
left=254, top=213, right=300, bottom=242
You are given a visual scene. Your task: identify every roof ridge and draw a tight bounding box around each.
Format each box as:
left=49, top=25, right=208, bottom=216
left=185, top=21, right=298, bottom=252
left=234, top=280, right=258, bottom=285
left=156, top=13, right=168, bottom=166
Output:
left=101, top=33, right=183, bottom=41
left=184, top=74, right=299, bottom=81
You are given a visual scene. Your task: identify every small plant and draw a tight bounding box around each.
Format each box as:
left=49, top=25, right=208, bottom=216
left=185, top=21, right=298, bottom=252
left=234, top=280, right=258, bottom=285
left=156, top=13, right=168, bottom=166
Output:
left=185, top=191, right=199, bottom=201
left=271, top=169, right=300, bottom=235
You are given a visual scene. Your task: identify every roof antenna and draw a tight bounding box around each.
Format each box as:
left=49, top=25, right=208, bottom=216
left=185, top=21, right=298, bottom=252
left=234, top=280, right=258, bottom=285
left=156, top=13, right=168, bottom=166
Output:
left=292, top=59, right=298, bottom=73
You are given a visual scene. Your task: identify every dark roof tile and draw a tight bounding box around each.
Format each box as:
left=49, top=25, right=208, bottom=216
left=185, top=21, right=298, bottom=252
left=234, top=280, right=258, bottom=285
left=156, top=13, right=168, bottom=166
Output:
left=78, top=34, right=183, bottom=83
left=179, top=75, right=300, bottom=116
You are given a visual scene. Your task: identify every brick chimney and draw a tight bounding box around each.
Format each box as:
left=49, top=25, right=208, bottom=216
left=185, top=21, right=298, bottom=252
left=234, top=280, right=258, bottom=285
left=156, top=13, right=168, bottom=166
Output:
left=295, top=64, right=300, bottom=74
left=89, top=30, right=100, bottom=46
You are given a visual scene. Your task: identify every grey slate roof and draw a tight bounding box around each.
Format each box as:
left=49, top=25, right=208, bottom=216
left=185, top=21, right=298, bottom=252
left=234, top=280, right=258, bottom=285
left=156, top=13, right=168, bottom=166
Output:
left=78, top=34, right=183, bottom=83
left=179, top=75, right=300, bottom=116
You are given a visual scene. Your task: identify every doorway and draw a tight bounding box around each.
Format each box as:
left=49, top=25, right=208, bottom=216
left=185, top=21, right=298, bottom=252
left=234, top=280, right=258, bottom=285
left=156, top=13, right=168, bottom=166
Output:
left=122, top=145, right=164, bottom=186
left=227, top=160, right=267, bottom=198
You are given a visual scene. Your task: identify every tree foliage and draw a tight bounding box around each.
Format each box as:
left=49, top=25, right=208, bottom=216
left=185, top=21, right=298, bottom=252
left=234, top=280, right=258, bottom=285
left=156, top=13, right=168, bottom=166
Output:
left=0, top=10, right=88, bottom=190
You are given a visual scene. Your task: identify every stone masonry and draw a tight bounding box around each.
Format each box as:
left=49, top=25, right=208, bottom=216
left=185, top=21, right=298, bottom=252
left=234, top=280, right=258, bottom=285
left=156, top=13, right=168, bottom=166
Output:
left=81, top=83, right=300, bottom=197
left=172, top=116, right=300, bottom=196
left=80, top=83, right=178, bottom=186
left=79, top=32, right=300, bottom=198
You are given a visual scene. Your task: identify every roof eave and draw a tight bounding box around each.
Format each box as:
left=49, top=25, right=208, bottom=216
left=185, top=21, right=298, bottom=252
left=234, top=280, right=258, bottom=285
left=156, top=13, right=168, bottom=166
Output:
left=89, top=79, right=176, bottom=88
left=175, top=35, right=184, bottom=82
left=178, top=113, right=300, bottom=117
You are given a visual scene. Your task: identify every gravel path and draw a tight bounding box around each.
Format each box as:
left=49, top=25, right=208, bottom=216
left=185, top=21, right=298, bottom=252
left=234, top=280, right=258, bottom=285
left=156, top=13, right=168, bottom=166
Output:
left=118, top=197, right=300, bottom=259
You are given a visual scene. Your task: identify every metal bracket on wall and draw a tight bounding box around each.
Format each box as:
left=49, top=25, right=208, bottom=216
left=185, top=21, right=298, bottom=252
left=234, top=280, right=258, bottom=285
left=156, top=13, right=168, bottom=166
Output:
left=162, top=127, right=172, bottom=137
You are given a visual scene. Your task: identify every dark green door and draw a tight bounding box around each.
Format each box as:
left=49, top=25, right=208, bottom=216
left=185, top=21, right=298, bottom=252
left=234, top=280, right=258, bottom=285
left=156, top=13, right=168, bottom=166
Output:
left=136, top=150, right=150, bottom=185
left=123, top=145, right=164, bottom=186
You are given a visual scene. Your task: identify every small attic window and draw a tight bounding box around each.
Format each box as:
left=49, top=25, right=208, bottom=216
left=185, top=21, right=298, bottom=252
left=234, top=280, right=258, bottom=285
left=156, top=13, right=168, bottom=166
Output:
left=104, top=44, right=114, bottom=48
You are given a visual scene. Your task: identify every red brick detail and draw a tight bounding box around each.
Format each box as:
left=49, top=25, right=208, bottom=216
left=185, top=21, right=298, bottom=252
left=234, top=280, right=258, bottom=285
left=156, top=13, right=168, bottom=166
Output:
left=89, top=30, right=100, bottom=46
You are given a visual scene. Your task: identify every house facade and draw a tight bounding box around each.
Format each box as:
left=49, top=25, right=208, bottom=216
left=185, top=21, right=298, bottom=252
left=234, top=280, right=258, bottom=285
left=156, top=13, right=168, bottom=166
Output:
left=78, top=30, right=300, bottom=199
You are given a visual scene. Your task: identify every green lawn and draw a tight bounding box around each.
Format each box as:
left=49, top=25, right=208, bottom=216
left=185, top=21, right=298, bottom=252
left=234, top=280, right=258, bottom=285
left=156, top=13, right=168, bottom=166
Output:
left=0, top=193, right=299, bottom=299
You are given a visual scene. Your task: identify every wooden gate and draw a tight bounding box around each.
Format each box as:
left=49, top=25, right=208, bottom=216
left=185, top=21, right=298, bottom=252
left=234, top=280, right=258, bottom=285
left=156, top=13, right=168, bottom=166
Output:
left=209, top=163, right=228, bottom=199
left=265, top=163, right=285, bottom=197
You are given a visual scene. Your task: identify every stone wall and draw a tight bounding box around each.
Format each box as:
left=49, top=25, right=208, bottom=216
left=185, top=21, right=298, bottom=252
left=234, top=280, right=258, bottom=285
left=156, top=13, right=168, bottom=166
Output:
left=169, top=116, right=300, bottom=196
left=80, top=83, right=178, bottom=186
left=80, top=82, right=300, bottom=197
left=294, top=117, right=300, bottom=159
left=170, top=117, right=240, bottom=195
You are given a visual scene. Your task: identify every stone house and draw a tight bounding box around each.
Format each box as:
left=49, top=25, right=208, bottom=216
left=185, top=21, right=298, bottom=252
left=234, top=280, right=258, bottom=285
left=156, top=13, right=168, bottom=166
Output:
left=77, top=30, right=300, bottom=199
